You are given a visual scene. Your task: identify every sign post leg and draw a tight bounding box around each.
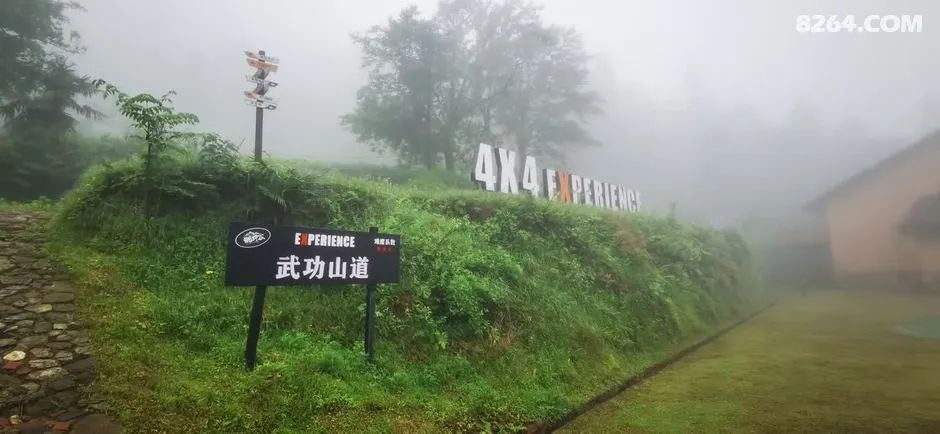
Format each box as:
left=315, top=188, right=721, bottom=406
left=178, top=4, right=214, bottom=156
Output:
left=245, top=285, right=267, bottom=371
left=365, top=226, right=378, bottom=362
left=254, top=107, right=263, bottom=161
left=365, top=283, right=377, bottom=362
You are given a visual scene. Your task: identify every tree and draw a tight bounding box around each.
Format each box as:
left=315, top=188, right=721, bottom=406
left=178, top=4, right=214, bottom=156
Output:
left=0, top=0, right=83, bottom=102
left=457, top=0, right=535, bottom=144
left=2, top=58, right=100, bottom=136
left=97, top=81, right=200, bottom=215
left=0, top=0, right=96, bottom=135
left=343, top=6, right=475, bottom=170
left=0, top=59, right=101, bottom=199
left=492, top=21, right=601, bottom=162
left=345, top=0, right=602, bottom=171
left=0, top=0, right=101, bottom=200
left=343, top=7, right=439, bottom=168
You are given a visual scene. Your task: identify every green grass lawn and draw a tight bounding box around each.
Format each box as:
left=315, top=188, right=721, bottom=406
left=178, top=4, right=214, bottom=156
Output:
left=561, top=290, right=940, bottom=433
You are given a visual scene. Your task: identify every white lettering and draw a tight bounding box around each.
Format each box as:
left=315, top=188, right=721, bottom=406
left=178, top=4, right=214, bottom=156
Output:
left=627, top=189, right=640, bottom=212
left=543, top=169, right=557, bottom=200
left=472, top=143, right=497, bottom=191
left=583, top=178, right=593, bottom=205
left=571, top=175, right=583, bottom=205
left=902, top=15, right=923, bottom=32
left=350, top=256, right=369, bottom=279
left=302, top=256, right=325, bottom=279
left=604, top=184, right=616, bottom=209
left=880, top=15, right=900, bottom=33
left=470, top=144, right=643, bottom=213
left=275, top=255, right=301, bottom=280
left=593, top=181, right=604, bottom=208
left=521, top=155, right=539, bottom=197
left=864, top=15, right=880, bottom=32
left=328, top=257, right=347, bottom=279
left=496, top=147, right=519, bottom=194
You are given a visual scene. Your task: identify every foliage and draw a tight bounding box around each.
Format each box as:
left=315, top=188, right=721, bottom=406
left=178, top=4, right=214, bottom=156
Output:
left=74, top=133, right=144, bottom=165
left=284, top=159, right=475, bottom=190
left=0, top=196, right=58, bottom=212
left=343, top=0, right=602, bottom=171
left=0, top=0, right=85, bottom=100
left=489, top=14, right=602, bottom=160
left=0, top=132, right=142, bottom=202
left=0, top=0, right=103, bottom=201
left=50, top=150, right=763, bottom=432
left=95, top=81, right=201, bottom=215
left=343, top=6, right=459, bottom=169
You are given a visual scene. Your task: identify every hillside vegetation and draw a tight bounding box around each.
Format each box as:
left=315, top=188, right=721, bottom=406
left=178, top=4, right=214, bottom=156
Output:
left=46, top=145, right=763, bottom=432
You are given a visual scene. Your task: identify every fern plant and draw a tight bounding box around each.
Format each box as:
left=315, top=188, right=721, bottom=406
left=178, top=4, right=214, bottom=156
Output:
left=94, top=80, right=199, bottom=215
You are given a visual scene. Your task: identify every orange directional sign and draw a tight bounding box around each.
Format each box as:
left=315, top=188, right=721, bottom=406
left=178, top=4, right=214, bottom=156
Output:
left=246, top=58, right=279, bottom=73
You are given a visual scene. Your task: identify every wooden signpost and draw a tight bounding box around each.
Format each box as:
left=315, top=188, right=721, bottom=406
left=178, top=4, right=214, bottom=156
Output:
left=235, top=53, right=400, bottom=370
left=245, top=49, right=279, bottom=159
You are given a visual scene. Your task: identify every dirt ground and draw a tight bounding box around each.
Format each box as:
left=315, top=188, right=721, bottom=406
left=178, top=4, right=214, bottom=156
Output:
left=560, top=290, right=940, bottom=433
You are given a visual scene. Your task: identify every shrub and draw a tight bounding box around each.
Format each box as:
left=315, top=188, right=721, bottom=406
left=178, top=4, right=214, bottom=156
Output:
left=52, top=149, right=763, bottom=432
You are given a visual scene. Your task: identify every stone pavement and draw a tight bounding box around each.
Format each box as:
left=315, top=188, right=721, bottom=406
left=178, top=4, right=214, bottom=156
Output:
left=0, top=211, right=121, bottom=434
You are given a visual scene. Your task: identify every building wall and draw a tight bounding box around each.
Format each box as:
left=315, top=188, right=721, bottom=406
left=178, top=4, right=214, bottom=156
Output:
left=824, top=143, right=940, bottom=285
left=911, top=238, right=940, bottom=288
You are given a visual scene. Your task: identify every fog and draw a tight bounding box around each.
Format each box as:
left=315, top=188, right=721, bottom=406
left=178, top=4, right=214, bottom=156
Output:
left=67, top=0, right=940, bottom=225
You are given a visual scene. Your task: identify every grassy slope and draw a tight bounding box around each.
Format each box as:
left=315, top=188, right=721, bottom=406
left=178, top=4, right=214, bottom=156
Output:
left=46, top=160, right=764, bottom=433
left=560, top=290, right=940, bottom=433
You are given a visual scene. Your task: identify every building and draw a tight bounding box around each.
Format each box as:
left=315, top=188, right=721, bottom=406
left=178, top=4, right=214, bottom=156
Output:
left=806, top=130, right=940, bottom=289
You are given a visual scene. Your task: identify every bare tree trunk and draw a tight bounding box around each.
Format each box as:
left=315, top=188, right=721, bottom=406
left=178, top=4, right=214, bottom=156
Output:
left=517, top=138, right=529, bottom=173
left=423, top=143, right=435, bottom=169
left=482, top=105, right=492, bottom=138
left=516, top=109, right=531, bottom=168
left=444, top=139, right=455, bottom=171
left=143, top=139, right=154, bottom=217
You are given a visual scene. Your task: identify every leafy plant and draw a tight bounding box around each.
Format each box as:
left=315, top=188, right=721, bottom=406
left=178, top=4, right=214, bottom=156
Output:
left=95, top=80, right=199, bottom=215
left=0, top=1, right=107, bottom=201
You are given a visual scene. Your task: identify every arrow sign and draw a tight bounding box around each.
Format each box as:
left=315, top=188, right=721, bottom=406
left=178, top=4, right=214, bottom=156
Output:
left=244, top=91, right=275, bottom=102
left=247, top=58, right=279, bottom=73
left=245, top=50, right=280, bottom=64
left=245, top=99, right=277, bottom=109
left=247, top=75, right=278, bottom=87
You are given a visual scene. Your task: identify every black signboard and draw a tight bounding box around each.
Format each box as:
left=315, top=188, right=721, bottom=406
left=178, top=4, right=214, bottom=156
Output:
left=225, top=222, right=401, bottom=286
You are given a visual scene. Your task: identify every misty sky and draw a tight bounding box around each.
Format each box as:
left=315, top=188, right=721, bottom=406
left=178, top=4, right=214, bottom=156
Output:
left=67, top=0, right=940, bottom=225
